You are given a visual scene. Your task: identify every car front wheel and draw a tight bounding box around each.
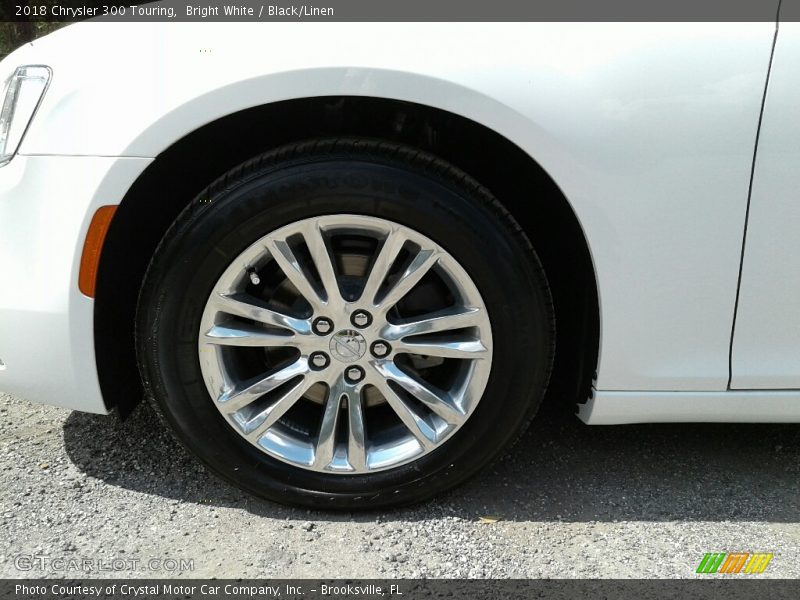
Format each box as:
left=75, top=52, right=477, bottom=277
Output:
left=136, top=139, right=554, bottom=508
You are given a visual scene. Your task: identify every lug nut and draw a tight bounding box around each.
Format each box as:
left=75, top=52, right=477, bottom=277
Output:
left=371, top=341, right=391, bottom=358
left=312, top=317, right=333, bottom=335
left=310, top=352, right=330, bottom=370
left=351, top=310, right=372, bottom=328
left=345, top=366, right=365, bottom=383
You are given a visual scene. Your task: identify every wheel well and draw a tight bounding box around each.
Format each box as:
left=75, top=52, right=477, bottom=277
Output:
left=95, top=96, right=599, bottom=418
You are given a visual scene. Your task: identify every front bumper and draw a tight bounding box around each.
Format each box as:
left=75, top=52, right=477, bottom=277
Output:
left=0, top=154, right=151, bottom=413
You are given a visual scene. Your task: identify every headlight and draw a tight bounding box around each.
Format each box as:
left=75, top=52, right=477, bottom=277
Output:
left=0, top=65, right=51, bottom=167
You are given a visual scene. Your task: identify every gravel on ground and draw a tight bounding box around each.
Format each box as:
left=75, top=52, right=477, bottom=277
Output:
left=1, top=392, right=798, bottom=579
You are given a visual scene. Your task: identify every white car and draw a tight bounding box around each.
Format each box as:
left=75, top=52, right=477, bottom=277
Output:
left=1, top=20, right=798, bottom=508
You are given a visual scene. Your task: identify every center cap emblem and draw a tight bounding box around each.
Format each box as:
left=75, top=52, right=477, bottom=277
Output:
left=329, top=329, right=367, bottom=363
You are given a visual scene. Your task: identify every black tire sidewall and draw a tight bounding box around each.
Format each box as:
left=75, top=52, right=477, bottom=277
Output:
left=138, top=153, right=553, bottom=508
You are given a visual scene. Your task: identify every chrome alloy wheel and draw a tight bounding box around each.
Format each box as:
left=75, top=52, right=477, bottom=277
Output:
left=198, top=215, right=493, bottom=474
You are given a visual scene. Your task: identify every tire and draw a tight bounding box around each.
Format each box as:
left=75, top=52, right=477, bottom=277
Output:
left=136, top=138, right=554, bottom=509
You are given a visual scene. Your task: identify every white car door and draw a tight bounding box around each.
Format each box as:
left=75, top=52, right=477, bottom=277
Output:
left=731, top=19, right=800, bottom=388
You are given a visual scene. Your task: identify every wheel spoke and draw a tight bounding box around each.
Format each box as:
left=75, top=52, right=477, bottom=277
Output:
left=203, top=322, right=298, bottom=348
left=244, top=377, right=316, bottom=442
left=360, top=228, right=407, bottom=306
left=381, top=307, right=484, bottom=340
left=211, top=293, right=311, bottom=336
left=218, top=358, right=309, bottom=413
left=394, top=339, right=489, bottom=360
left=301, top=221, right=343, bottom=309
left=312, top=377, right=347, bottom=469
left=375, top=361, right=466, bottom=425
left=347, top=393, right=367, bottom=471
left=370, top=375, right=437, bottom=450
left=267, top=238, right=325, bottom=309
left=377, top=247, right=439, bottom=312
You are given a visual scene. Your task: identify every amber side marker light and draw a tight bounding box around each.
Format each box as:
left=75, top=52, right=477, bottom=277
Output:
left=79, top=205, right=117, bottom=298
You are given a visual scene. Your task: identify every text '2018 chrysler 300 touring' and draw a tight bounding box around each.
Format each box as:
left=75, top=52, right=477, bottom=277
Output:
left=1, top=17, right=799, bottom=508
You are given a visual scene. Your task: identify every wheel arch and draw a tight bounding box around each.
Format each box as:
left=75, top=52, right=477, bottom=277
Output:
left=95, top=96, right=600, bottom=418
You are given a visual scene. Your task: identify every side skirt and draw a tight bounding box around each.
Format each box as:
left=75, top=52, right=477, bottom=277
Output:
left=579, top=390, right=800, bottom=424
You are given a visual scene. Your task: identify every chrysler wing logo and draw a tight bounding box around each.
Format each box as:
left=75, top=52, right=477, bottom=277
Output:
left=329, top=330, right=367, bottom=363
left=696, top=552, right=773, bottom=574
